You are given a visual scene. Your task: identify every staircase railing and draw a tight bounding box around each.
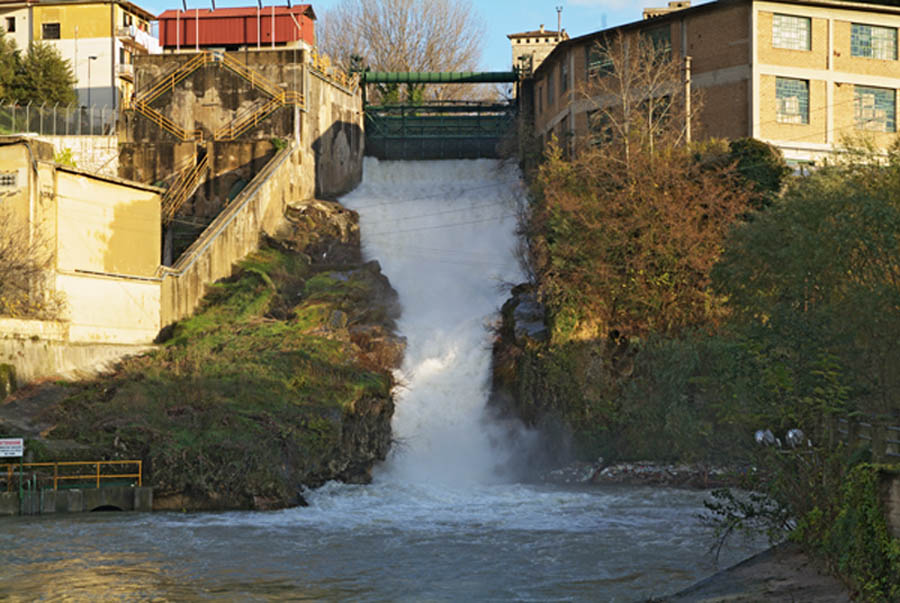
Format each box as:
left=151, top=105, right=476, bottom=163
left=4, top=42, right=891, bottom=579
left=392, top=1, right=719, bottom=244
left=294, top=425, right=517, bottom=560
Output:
left=136, top=52, right=210, bottom=105
left=126, top=51, right=306, bottom=144
left=162, top=153, right=209, bottom=224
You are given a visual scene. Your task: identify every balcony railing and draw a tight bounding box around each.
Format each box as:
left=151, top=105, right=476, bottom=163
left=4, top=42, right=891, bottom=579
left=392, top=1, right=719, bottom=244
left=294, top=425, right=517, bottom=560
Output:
left=117, top=63, right=134, bottom=79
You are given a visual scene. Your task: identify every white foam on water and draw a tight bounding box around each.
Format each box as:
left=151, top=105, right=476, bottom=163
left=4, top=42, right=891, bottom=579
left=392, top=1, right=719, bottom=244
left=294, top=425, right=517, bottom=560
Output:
left=339, top=158, right=528, bottom=486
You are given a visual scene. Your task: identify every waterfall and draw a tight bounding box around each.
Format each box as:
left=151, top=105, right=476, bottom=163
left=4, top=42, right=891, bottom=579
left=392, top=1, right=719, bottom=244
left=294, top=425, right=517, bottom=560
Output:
left=339, top=158, right=528, bottom=486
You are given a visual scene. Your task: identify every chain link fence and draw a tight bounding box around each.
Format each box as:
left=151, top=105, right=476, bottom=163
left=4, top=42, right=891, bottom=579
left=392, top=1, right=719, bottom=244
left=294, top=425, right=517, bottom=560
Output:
left=0, top=103, right=117, bottom=136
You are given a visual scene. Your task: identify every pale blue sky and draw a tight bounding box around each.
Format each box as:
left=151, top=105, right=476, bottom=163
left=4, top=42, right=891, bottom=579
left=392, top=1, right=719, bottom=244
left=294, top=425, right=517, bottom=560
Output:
left=140, top=0, right=714, bottom=71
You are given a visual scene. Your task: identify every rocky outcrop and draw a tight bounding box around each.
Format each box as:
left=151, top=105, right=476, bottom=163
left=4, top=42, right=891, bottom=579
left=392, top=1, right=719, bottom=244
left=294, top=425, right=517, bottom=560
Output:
left=24, top=196, right=402, bottom=512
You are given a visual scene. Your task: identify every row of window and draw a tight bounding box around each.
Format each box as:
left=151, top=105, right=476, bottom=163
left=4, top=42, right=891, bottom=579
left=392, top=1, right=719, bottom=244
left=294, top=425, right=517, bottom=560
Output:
left=775, top=76, right=897, bottom=132
left=539, top=26, right=671, bottom=114
left=773, top=14, right=899, bottom=60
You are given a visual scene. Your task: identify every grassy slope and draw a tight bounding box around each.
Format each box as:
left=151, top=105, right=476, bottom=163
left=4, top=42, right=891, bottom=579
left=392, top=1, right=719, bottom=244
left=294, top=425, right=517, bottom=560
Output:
left=44, top=244, right=397, bottom=509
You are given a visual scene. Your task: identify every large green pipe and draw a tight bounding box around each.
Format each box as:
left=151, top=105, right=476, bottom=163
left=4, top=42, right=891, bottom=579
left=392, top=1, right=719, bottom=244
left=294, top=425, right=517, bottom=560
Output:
left=363, top=71, right=518, bottom=84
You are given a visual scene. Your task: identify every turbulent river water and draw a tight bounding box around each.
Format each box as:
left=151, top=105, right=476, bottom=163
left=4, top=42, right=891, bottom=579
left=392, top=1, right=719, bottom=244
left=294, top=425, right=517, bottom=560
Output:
left=1, top=159, right=765, bottom=601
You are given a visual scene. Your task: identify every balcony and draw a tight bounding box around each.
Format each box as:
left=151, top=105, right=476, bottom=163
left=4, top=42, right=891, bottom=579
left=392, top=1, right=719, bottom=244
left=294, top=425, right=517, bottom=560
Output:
left=117, top=63, right=134, bottom=80
left=116, top=25, right=162, bottom=54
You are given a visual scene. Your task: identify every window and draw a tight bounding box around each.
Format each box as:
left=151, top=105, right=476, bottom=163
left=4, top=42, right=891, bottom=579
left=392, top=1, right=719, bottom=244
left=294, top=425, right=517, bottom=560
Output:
left=773, top=14, right=811, bottom=50
left=587, top=44, right=613, bottom=78
left=560, top=60, right=568, bottom=94
left=547, top=70, right=555, bottom=106
left=123, top=13, right=132, bottom=27
left=851, top=23, right=897, bottom=60
left=0, top=172, right=16, bottom=188
left=855, top=85, right=896, bottom=132
left=644, top=25, right=671, bottom=61
left=587, top=109, right=613, bottom=145
left=41, top=22, right=60, bottom=40
left=5, top=17, right=14, bottom=33
left=775, top=77, right=809, bottom=124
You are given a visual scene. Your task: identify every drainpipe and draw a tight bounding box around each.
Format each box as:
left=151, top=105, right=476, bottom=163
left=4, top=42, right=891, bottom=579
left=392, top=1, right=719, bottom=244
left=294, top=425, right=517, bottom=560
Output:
left=110, top=3, right=116, bottom=110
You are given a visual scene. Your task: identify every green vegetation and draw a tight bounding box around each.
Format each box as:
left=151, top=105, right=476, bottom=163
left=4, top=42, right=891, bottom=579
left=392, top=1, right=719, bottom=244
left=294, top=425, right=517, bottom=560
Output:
left=45, top=243, right=396, bottom=509
left=0, top=28, right=76, bottom=105
left=511, top=77, right=900, bottom=591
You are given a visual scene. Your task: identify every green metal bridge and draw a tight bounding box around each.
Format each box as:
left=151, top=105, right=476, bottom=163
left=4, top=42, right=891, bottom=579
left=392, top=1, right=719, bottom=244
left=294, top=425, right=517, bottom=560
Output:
left=362, top=71, right=519, bottom=160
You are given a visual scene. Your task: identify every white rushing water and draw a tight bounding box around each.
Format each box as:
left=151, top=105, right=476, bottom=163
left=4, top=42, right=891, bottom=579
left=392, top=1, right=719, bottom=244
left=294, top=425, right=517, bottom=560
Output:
left=339, top=158, right=531, bottom=486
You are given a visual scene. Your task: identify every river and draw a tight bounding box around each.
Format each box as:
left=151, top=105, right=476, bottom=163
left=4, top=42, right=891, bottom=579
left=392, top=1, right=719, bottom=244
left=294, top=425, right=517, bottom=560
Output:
left=0, top=159, right=765, bottom=601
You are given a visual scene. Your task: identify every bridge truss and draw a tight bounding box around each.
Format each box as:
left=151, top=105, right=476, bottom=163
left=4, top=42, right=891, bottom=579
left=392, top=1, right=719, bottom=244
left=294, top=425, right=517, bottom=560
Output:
left=362, top=71, right=519, bottom=160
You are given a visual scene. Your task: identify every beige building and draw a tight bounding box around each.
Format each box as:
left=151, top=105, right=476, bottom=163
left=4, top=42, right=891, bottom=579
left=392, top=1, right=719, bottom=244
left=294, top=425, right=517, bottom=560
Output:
left=508, top=24, right=569, bottom=75
left=532, top=0, right=900, bottom=165
left=0, top=0, right=160, bottom=109
left=0, top=136, right=162, bottom=345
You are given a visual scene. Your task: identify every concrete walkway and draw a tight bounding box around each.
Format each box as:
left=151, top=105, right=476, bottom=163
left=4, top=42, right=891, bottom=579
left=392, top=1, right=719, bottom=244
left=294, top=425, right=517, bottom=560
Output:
left=659, top=542, right=851, bottom=602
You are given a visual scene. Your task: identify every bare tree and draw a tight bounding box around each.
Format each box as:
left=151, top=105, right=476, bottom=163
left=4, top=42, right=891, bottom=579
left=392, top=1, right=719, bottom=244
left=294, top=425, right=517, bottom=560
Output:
left=320, top=0, right=486, bottom=102
left=0, top=208, right=64, bottom=320
left=582, top=30, right=699, bottom=169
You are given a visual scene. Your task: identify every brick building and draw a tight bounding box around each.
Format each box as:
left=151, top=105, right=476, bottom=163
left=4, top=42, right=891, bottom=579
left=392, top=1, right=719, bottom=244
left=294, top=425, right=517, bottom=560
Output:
left=531, top=0, right=900, bottom=165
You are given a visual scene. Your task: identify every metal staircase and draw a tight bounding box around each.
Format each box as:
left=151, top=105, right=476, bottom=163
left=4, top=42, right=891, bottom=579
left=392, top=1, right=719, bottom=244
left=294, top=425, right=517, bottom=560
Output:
left=125, top=51, right=305, bottom=143
left=161, top=152, right=209, bottom=225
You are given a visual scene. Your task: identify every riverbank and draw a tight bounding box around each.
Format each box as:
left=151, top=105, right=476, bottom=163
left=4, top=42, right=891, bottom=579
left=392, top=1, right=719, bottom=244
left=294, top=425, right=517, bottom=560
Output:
left=659, top=541, right=851, bottom=602
left=0, top=199, right=404, bottom=511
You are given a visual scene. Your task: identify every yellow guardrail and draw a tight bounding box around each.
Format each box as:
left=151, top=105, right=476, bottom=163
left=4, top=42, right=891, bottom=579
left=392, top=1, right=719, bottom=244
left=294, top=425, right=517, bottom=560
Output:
left=125, top=50, right=309, bottom=143
left=1, top=460, right=142, bottom=492
left=162, top=153, right=209, bottom=224
left=309, top=50, right=359, bottom=91
left=138, top=52, right=211, bottom=105
left=126, top=98, right=203, bottom=142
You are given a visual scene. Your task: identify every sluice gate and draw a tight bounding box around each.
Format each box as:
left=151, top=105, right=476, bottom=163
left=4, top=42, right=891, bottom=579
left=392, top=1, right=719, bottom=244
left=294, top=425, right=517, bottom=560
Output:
left=362, top=71, right=519, bottom=160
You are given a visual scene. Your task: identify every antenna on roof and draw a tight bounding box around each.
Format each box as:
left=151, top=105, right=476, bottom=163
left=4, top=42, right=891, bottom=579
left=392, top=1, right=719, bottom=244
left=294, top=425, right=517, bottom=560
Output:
left=181, top=0, right=187, bottom=11
left=257, top=0, right=263, bottom=8
left=210, top=0, right=215, bottom=9
left=556, top=5, right=563, bottom=36
left=286, top=0, right=291, bottom=7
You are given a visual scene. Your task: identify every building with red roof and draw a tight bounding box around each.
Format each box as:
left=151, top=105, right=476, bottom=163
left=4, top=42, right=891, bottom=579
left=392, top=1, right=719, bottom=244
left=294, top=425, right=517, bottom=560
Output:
left=158, top=4, right=315, bottom=52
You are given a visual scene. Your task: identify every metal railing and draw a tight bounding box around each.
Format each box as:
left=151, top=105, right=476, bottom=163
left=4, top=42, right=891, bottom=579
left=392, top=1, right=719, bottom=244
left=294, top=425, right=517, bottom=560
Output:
left=832, top=417, right=900, bottom=461
left=162, top=152, right=209, bottom=223
left=0, top=102, right=115, bottom=136
left=1, top=460, right=142, bottom=492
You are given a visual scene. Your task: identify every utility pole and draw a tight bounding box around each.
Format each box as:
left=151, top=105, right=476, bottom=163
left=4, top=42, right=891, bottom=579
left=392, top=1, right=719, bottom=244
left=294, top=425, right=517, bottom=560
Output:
left=684, top=55, right=692, bottom=143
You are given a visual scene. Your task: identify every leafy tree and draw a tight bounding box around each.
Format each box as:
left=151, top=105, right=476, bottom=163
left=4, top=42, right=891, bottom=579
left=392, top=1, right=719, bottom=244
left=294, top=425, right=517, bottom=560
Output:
left=12, top=41, right=76, bottom=105
left=713, top=143, right=900, bottom=418
left=0, top=27, right=20, bottom=100
left=727, top=138, right=791, bottom=210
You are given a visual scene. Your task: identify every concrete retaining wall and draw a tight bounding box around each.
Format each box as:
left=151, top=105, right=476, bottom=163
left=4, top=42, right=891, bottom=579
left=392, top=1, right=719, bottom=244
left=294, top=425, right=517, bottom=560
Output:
left=0, top=486, right=153, bottom=516
left=0, top=318, right=155, bottom=382
left=38, top=135, right=118, bottom=176
left=160, top=143, right=308, bottom=325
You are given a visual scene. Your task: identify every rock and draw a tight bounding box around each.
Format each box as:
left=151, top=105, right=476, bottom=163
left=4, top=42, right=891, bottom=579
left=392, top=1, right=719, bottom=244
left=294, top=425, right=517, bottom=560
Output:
left=280, top=199, right=361, bottom=265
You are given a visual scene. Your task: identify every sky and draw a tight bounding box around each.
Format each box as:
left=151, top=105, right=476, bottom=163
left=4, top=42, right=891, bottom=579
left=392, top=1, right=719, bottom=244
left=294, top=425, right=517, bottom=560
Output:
left=140, top=0, right=714, bottom=71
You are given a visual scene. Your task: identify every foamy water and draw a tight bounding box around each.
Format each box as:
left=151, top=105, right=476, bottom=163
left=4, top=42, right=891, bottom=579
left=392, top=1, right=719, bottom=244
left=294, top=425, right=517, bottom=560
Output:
left=339, top=158, right=530, bottom=485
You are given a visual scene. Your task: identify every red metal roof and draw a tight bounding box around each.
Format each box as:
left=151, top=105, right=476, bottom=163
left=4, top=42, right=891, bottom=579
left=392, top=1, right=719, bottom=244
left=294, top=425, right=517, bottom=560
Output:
left=157, top=5, right=315, bottom=20
left=158, top=5, right=316, bottom=48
